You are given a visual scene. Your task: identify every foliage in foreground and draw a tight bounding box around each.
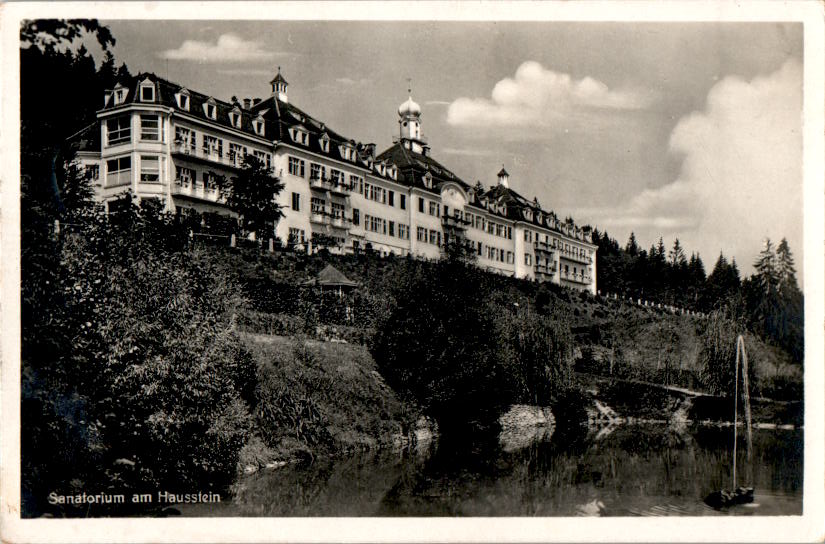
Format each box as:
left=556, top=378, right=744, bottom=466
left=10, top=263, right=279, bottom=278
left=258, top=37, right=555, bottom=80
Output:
left=22, top=192, right=256, bottom=515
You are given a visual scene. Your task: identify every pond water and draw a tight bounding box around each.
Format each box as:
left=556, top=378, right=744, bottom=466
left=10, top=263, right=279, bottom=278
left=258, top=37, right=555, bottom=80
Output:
left=183, top=425, right=802, bottom=517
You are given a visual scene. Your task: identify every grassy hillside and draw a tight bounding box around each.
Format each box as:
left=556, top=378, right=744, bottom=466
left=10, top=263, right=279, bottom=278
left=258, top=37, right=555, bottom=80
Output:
left=238, top=333, right=419, bottom=470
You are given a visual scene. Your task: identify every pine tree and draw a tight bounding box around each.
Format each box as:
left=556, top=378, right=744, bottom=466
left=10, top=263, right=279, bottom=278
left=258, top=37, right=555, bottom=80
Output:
left=656, top=237, right=667, bottom=263
left=625, top=232, right=639, bottom=256
left=775, top=238, right=799, bottom=294
left=669, top=238, right=687, bottom=266
left=754, top=238, right=779, bottom=294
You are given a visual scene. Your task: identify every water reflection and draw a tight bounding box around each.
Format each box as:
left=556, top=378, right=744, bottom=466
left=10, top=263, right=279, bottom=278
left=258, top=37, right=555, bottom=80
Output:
left=220, top=425, right=802, bottom=517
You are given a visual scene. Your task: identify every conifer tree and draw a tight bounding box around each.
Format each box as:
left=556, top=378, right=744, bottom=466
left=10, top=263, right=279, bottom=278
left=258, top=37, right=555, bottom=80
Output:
left=775, top=238, right=799, bottom=294
left=625, top=232, right=639, bottom=256
left=754, top=238, right=779, bottom=294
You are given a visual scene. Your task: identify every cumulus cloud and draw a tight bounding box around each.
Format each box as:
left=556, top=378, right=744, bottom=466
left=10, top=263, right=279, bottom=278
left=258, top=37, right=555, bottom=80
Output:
left=446, top=61, right=654, bottom=127
left=159, top=33, right=282, bottom=62
left=591, top=58, right=803, bottom=280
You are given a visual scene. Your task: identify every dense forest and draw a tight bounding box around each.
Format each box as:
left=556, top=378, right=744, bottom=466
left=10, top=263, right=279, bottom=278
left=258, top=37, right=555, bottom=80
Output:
left=591, top=229, right=803, bottom=362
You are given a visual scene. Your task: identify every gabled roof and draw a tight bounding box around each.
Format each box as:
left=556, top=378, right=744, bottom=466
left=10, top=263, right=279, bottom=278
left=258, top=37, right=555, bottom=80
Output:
left=304, top=264, right=357, bottom=288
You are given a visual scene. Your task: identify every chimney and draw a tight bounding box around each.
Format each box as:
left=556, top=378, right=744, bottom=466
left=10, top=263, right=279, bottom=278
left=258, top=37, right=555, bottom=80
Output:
left=363, top=143, right=376, bottom=159
left=252, top=97, right=262, bottom=106
left=243, top=98, right=251, bottom=110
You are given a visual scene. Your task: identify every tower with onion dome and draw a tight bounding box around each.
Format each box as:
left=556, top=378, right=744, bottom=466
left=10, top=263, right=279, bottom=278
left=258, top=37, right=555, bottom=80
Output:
left=397, top=89, right=429, bottom=155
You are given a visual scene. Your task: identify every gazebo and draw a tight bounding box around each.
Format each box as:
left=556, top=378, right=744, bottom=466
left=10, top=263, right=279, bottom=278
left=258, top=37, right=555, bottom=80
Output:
left=304, top=264, right=357, bottom=294
left=304, top=264, right=358, bottom=323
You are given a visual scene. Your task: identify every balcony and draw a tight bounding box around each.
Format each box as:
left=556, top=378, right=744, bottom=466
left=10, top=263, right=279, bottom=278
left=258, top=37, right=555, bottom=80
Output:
left=171, top=179, right=227, bottom=203
left=534, top=261, right=557, bottom=276
left=172, top=142, right=245, bottom=170
left=309, top=174, right=352, bottom=195
left=533, top=241, right=555, bottom=255
left=441, top=214, right=470, bottom=230
left=310, top=210, right=353, bottom=229
left=559, top=248, right=593, bottom=265
left=560, top=270, right=592, bottom=284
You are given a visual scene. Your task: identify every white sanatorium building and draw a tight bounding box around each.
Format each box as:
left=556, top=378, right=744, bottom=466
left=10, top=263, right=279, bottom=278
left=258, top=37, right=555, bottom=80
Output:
left=72, top=69, right=597, bottom=293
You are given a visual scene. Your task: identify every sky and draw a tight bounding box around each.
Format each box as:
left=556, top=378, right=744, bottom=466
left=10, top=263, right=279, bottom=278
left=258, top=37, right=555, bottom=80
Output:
left=99, top=20, right=803, bottom=282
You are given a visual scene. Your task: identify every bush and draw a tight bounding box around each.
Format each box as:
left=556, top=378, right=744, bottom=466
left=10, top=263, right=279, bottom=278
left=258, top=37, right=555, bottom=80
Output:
left=22, top=199, right=255, bottom=515
left=370, top=252, right=512, bottom=429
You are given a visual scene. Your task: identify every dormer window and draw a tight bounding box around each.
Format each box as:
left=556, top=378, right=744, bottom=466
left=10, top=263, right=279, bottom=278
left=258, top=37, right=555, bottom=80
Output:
left=113, top=85, right=127, bottom=106
left=339, top=143, right=356, bottom=162
left=320, top=134, right=330, bottom=153
left=289, top=127, right=308, bottom=145
left=252, top=116, right=265, bottom=137
left=175, top=89, right=190, bottom=111
left=140, top=79, right=155, bottom=102
left=203, top=99, right=217, bottom=120
left=229, top=108, right=242, bottom=129
left=423, top=172, right=433, bottom=189
left=388, top=165, right=397, bottom=180
left=537, top=212, right=543, bottom=224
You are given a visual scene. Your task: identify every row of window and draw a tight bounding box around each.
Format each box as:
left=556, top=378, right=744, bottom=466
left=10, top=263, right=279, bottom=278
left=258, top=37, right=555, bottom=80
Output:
left=416, top=227, right=442, bottom=246
left=289, top=156, right=407, bottom=208
left=105, top=155, right=163, bottom=187
left=363, top=214, right=411, bottom=239
left=481, top=245, right=514, bottom=264
left=176, top=127, right=272, bottom=169
left=106, top=114, right=161, bottom=146
left=525, top=228, right=591, bottom=259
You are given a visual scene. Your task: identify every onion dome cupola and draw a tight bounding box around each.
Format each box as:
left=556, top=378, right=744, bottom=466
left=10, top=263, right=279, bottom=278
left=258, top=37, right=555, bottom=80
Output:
left=271, top=66, right=289, bottom=103
left=398, top=83, right=427, bottom=153
left=497, top=166, right=510, bottom=188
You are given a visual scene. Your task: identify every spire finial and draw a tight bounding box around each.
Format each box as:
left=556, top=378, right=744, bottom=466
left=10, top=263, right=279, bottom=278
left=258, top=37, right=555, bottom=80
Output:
left=278, top=65, right=281, bottom=73
left=407, top=77, right=412, bottom=96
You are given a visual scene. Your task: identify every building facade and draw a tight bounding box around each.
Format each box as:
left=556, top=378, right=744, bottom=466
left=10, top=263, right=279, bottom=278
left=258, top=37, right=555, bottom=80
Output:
left=74, top=69, right=597, bottom=293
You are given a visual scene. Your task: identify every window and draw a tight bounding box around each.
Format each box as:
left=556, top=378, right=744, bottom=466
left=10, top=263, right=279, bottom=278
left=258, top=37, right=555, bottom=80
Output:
left=289, top=127, right=308, bottom=145
left=204, top=101, right=217, bottom=120
left=507, top=251, right=514, bottom=265
left=288, top=228, right=306, bottom=246
left=418, top=197, right=425, bottom=213
left=174, top=126, right=195, bottom=153
left=389, top=221, right=395, bottom=237
left=175, top=166, right=194, bottom=187
left=229, top=110, right=242, bottom=129
left=319, top=135, right=330, bottom=153
left=444, top=205, right=449, bottom=217
left=429, top=229, right=438, bottom=245
left=417, top=226, right=427, bottom=242
left=365, top=215, right=386, bottom=234
left=288, top=157, right=305, bottom=177
left=175, top=91, right=190, bottom=111
left=113, top=87, right=127, bottom=105
left=203, top=171, right=220, bottom=192
left=495, top=224, right=503, bottom=237
left=399, top=224, right=409, bottom=240
left=477, top=241, right=482, bottom=256
left=507, top=226, right=513, bottom=240
left=139, top=83, right=154, bottom=102
left=311, top=197, right=325, bottom=214
left=525, top=253, right=532, bottom=266
left=140, top=114, right=160, bottom=141
left=252, top=117, right=265, bottom=136
left=84, top=164, right=99, bottom=181
left=291, top=192, right=300, bottom=211
left=400, top=194, right=406, bottom=210
left=352, top=208, right=360, bottom=226
left=331, top=202, right=345, bottom=220
left=229, top=143, right=245, bottom=167
left=105, top=156, right=131, bottom=187
left=106, top=116, right=131, bottom=145
left=310, top=163, right=326, bottom=181
left=365, top=183, right=386, bottom=204
left=203, top=135, right=222, bottom=159
left=253, top=150, right=271, bottom=170
left=429, top=201, right=440, bottom=217
left=330, top=169, right=344, bottom=187
left=524, top=230, right=531, bottom=242
left=350, top=174, right=363, bottom=194
left=423, top=172, right=433, bottom=189
left=388, top=191, right=395, bottom=207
